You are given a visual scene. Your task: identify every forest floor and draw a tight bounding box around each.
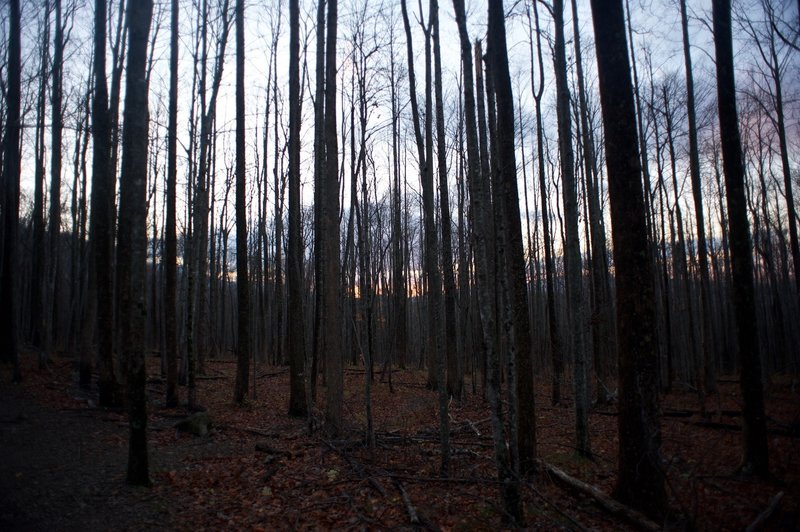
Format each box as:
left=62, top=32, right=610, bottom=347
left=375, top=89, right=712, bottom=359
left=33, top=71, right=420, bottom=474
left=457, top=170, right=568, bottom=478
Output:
left=0, top=352, right=798, bottom=531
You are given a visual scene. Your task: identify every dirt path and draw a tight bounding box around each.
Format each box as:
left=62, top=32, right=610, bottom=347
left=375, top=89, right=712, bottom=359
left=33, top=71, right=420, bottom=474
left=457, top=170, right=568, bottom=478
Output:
left=0, top=380, right=169, bottom=531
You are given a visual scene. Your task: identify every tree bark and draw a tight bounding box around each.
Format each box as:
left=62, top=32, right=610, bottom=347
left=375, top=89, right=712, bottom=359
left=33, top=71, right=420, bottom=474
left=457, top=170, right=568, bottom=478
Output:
left=487, top=0, right=536, bottom=479
left=553, top=0, right=589, bottom=457
left=680, top=0, right=716, bottom=396
left=164, top=0, right=179, bottom=408
left=233, top=0, right=250, bottom=404
left=287, top=0, right=308, bottom=417
left=117, top=0, right=154, bottom=486
left=0, top=0, right=22, bottom=381
left=323, top=0, right=343, bottom=436
left=589, top=0, right=666, bottom=518
left=431, top=0, right=460, bottom=403
left=452, top=0, right=518, bottom=520
left=712, top=0, right=769, bottom=478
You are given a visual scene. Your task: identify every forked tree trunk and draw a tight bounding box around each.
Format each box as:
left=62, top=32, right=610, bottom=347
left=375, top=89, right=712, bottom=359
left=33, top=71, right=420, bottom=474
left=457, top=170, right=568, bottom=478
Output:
left=487, top=0, right=536, bottom=483
left=452, top=0, right=517, bottom=520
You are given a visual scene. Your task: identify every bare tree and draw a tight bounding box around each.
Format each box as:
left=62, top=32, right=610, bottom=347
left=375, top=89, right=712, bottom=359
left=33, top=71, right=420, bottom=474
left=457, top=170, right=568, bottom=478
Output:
left=526, top=0, right=563, bottom=406
left=487, top=0, right=536, bottom=486
left=712, top=0, right=769, bottom=478
left=553, top=0, right=589, bottom=457
left=680, top=0, right=716, bottom=396
left=322, top=0, right=343, bottom=435
left=80, top=0, right=122, bottom=407
left=287, top=0, right=308, bottom=417
left=453, top=0, right=518, bottom=520
left=0, top=0, right=21, bottom=381
left=233, top=0, right=250, bottom=404
left=590, top=0, right=666, bottom=518
left=164, top=0, right=179, bottom=407
left=117, top=0, right=154, bottom=486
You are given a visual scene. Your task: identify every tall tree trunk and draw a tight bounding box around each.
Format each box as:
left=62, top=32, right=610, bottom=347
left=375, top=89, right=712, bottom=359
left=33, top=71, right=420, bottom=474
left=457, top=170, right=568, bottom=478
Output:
left=31, top=1, right=50, bottom=361
left=526, top=2, right=563, bottom=406
left=429, top=0, right=451, bottom=473
left=0, top=0, right=22, bottom=381
left=589, top=0, right=666, bottom=518
left=389, top=28, right=407, bottom=374
left=553, top=0, right=589, bottom=457
left=680, top=0, right=716, bottom=395
left=311, top=0, right=326, bottom=403
left=84, top=0, right=122, bottom=407
left=452, top=0, right=518, bottom=519
left=287, top=0, right=308, bottom=417
left=164, top=0, right=179, bottom=407
left=233, top=0, right=250, bottom=404
left=712, top=0, right=769, bottom=478
left=571, top=0, right=614, bottom=405
left=487, top=0, right=536, bottom=480
left=431, top=0, right=460, bottom=403
left=117, top=0, right=154, bottom=486
left=473, top=40, right=497, bottom=398
left=322, top=0, right=343, bottom=436
left=48, top=0, right=65, bottom=358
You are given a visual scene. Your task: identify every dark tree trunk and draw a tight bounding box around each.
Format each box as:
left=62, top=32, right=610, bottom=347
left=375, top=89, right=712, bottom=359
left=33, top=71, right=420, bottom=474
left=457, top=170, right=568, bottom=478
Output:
left=31, top=1, right=50, bottom=363
left=311, top=0, right=326, bottom=404
left=117, top=0, right=154, bottom=486
left=164, top=0, right=179, bottom=408
left=81, top=0, right=121, bottom=405
left=553, top=0, right=589, bottom=457
left=48, top=0, right=65, bottom=358
left=452, top=0, right=517, bottom=520
left=287, top=0, right=308, bottom=417
left=571, top=0, right=614, bottom=406
left=0, top=0, right=22, bottom=381
left=431, top=0, right=460, bottom=403
left=589, top=0, right=666, bottom=519
left=233, top=0, right=250, bottom=404
left=323, top=0, right=343, bottom=436
left=525, top=2, right=563, bottom=406
left=680, top=0, right=716, bottom=396
left=428, top=0, right=450, bottom=474
left=712, top=0, right=769, bottom=478
left=487, top=0, right=536, bottom=481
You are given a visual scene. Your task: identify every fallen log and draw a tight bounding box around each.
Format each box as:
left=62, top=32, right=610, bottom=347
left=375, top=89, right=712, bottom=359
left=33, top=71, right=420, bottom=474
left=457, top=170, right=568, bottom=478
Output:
left=538, top=460, right=661, bottom=532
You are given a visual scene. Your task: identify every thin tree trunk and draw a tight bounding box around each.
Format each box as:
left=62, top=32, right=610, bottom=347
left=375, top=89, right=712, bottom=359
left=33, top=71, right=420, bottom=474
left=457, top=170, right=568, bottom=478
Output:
left=287, top=0, right=308, bottom=417
left=680, top=0, right=716, bottom=396
left=164, top=0, right=179, bottom=407
left=323, top=0, right=343, bottom=436
left=712, top=0, right=769, bottom=478
left=431, top=0, right=460, bottom=403
left=233, top=0, right=250, bottom=404
left=553, top=0, right=589, bottom=457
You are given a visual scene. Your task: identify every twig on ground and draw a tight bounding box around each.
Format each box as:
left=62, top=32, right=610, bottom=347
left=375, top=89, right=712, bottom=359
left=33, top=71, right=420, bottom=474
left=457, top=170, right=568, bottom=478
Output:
left=745, top=491, right=784, bottom=532
left=392, top=478, right=419, bottom=524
